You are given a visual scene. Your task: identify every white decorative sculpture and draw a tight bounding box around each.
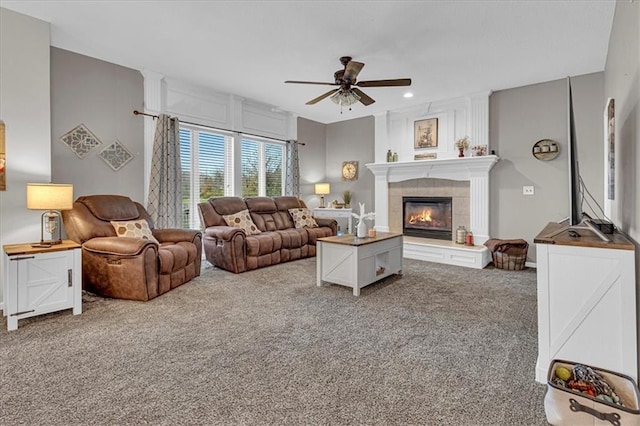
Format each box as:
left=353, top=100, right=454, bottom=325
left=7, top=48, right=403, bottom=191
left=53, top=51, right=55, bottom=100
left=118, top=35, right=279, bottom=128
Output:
left=352, top=202, right=375, bottom=238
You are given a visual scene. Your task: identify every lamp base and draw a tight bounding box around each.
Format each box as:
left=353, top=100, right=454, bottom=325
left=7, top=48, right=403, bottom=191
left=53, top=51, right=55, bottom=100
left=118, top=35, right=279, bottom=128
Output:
left=31, top=239, right=62, bottom=248
left=39, top=210, right=63, bottom=247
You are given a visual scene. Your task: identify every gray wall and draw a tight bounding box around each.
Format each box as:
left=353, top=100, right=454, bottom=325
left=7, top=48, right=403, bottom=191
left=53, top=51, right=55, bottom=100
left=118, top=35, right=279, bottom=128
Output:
left=297, top=115, right=375, bottom=233
left=489, top=73, right=604, bottom=262
left=605, top=0, right=639, bottom=244
left=51, top=47, right=144, bottom=202
left=0, top=8, right=51, bottom=304
left=326, top=116, right=375, bottom=220
left=603, top=0, right=640, bottom=361
left=297, top=117, right=326, bottom=208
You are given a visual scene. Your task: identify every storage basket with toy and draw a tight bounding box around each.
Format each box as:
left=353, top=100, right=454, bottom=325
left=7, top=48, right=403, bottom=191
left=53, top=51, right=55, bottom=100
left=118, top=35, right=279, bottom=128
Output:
left=545, top=359, right=640, bottom=425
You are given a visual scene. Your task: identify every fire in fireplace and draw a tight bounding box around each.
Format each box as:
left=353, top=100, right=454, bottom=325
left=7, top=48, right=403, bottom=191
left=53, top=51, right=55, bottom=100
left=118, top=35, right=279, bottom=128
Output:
left=402, top=196, right=453, bottom=240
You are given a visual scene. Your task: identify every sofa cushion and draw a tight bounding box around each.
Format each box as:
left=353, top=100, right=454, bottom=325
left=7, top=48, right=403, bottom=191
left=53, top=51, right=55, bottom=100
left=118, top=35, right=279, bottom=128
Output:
left=306, top=226, right=334, bottom=244
left=81, top=195, right=139, bottom=221
left=158, top=242, right=197, bottom=274
left=110, top=219, right=159, bottom=243
left=245, top=232, right=282, bottom=256
left=276, top=228, right=309, bottom=249
left=223, top=209, right=261, bottom=235
left=245, top=197, right=279, bottom=232
left=273, top=196, right=303, bottom=210
left=288, top=208, right=318, bottom=229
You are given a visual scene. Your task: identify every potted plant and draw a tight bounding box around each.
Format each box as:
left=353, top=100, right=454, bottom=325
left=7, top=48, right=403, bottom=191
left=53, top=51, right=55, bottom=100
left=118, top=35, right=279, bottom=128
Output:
left=342, top=190, right=352, bottom=208
left=455, top=136, right=470, bottom=157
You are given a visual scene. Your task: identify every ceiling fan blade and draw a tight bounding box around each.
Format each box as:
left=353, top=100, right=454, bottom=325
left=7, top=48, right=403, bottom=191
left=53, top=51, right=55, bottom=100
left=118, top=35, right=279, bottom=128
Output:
left=285, top=80, right=337, bottom=86
left=352, top=88, right=375, bottom=106
left=356, top=78, right=412, bottom=87
left=306, top=89, right=340, bottom=105
left=343, top=61, right=365, bottom=82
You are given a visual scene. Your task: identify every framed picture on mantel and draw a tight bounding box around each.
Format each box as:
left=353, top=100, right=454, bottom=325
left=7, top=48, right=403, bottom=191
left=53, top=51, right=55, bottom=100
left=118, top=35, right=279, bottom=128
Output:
left=414, top=118, right=438, bottom=149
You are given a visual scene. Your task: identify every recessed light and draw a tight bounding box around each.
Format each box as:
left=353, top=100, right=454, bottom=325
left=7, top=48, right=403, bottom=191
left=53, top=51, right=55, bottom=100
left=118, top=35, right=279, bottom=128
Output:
left=403, top=92, right=414, bottom=98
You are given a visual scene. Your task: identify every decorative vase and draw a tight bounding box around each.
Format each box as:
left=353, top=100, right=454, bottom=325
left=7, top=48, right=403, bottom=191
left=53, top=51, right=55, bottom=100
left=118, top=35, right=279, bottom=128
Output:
left=458, top=147, right=465, bottom=158
left=456, top=225, right=467, bottom=244
left=357, top=220, right=367, bottom=238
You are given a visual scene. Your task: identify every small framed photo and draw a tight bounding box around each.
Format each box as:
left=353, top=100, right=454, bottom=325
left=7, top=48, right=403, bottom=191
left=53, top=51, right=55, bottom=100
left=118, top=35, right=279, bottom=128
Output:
left=414, top=153, right=437, bottom=160
left=414, top=118, right=438, bottom=149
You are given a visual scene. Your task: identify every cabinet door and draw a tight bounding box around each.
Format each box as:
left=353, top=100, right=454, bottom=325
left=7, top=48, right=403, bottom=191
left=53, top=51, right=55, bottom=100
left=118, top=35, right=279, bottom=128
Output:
left=16, top=251, right=74, bottom=315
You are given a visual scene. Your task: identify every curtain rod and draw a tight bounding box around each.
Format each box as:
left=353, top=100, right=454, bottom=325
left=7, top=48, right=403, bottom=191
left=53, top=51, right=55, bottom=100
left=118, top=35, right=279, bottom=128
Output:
left=133, top=110, right=305, bottom=145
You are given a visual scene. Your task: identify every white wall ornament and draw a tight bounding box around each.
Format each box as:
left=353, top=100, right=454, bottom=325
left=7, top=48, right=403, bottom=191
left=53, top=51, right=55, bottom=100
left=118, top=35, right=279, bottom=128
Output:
left=98, top=140, right=133, bottom=171
left=60, top=123, right=102, bottom=158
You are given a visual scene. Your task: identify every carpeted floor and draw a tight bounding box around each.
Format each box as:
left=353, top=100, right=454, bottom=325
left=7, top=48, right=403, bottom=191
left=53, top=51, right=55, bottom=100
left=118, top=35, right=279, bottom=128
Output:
left=0, top=258, right=548, bottom=425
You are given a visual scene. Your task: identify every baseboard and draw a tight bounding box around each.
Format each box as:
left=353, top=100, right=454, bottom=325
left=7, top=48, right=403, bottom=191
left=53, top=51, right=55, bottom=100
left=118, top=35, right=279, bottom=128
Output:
left=525, top=261, right=537, bottom=268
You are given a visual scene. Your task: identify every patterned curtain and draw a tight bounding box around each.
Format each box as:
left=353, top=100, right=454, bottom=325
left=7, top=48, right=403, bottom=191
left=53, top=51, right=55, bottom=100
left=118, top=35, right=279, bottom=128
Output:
left=147, top=114, right=182, bottom=228
left=285, top=140, right=300, bottom=197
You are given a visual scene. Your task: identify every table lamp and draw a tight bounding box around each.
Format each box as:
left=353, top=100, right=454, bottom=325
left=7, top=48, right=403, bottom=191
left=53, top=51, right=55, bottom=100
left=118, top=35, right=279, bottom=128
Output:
left=27, top=183, right=74, bottom=247
left=315, top=183, right=330, bottom=208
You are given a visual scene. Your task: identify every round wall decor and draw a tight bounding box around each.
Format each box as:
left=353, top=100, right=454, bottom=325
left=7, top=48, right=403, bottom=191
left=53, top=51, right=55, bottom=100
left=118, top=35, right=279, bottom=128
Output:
left=532, top=139, right=560, bottom=161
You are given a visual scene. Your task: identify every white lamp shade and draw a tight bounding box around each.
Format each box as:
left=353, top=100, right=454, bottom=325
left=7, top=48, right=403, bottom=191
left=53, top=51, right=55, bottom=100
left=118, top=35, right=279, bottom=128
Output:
left=26, top=183, right=74, bottom=210
left=315, top=183, right=330, bottom=195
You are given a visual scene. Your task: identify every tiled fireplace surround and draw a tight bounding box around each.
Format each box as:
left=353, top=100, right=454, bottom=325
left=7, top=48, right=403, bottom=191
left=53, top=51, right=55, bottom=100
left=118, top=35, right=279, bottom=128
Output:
left=390, top=179, right=469, bottom=237
left=366, top=156, right=499, bottom=269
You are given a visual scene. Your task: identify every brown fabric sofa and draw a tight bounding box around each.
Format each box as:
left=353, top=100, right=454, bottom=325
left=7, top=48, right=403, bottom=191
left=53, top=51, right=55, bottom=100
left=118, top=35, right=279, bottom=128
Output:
left=198, top=196, right=337, bottom=273
left=62, top=195, right=202, bottom=301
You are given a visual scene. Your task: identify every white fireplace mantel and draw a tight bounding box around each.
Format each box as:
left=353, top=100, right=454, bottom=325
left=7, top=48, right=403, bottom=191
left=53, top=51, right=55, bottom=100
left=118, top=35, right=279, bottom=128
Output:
left=366, top=155, right=499, bottom=243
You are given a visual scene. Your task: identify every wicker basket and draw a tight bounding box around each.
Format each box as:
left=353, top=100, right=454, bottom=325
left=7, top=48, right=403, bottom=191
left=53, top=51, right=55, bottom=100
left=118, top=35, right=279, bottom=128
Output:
left=492, top=251, right=526, bottom=270
left=484, top=238, right=529, bottom=270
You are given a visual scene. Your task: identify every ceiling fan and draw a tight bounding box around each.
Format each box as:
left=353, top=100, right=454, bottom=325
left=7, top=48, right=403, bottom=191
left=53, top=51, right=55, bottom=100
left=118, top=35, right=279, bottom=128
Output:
left=285, top=56, right=412, bottom=108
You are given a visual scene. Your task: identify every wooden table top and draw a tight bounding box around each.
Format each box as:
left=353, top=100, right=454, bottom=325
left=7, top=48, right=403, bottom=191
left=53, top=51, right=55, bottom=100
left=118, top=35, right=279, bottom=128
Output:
left=318, top=232, right=402, bottom=247
left=3, top=240, right=81, bottom=256
left=534, top=222, right=634, bottom=250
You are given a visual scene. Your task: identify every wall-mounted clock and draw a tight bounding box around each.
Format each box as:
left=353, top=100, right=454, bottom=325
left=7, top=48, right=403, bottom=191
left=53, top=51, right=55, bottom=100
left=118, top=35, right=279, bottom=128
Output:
left=342, top=161, right=358, bottom=181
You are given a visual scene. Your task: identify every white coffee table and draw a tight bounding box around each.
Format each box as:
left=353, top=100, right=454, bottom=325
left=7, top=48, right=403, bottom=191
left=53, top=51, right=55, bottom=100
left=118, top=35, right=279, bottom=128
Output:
left=316, top=232, right=403, bottom=296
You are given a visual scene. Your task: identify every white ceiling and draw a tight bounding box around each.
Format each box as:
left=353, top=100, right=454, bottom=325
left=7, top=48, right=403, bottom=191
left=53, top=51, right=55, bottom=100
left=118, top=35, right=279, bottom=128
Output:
left=1, top=1, right=615, bottom=124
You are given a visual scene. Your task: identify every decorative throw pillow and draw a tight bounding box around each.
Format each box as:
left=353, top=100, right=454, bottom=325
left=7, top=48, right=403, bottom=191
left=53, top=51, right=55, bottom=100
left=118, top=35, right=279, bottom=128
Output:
left=222, top=209, right=262, bottom=235
left=110, top=219, right=159, bottom=244
left=289, top=208, right=318, bottom=229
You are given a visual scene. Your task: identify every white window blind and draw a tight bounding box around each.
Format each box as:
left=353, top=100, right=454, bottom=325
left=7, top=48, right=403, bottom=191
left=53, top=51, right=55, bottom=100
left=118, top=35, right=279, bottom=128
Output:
left=180, top=125, right=285, bottom=228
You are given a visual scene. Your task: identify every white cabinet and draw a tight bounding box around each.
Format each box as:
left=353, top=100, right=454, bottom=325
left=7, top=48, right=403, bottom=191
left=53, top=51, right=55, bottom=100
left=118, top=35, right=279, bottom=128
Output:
left=3, top=240, right=82, bottom=331
left=534, top=223, right=637, bottom=384
left=313, top=207, right=353, bottom=234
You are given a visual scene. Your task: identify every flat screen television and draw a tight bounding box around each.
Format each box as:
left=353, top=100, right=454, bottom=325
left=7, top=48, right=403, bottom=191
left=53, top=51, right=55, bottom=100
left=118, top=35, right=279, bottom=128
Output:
left=545, top=77, right=611, bottom=242
left=567, top=77, right=582, bottom=226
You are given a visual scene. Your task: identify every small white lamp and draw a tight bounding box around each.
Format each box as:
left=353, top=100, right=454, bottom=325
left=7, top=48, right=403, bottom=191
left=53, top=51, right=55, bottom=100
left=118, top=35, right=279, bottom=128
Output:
left=315, top=183, right=330, bottom=208
left=27, top=183, right=74, bottom=246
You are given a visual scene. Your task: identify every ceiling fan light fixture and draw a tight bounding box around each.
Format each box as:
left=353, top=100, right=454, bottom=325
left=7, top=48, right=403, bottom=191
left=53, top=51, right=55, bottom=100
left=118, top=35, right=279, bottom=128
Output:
left=330, top=90, right=361, bottom=106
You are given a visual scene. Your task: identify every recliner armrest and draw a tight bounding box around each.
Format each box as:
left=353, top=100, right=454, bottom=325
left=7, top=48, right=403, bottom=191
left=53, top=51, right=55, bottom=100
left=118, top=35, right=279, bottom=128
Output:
left=314, top=218, right=338, bottom=235
left=204, top=226, right=245, bottom=241
left=153, top=228, right=202, bottom=244
left=83, top=236, right=157, bottom=256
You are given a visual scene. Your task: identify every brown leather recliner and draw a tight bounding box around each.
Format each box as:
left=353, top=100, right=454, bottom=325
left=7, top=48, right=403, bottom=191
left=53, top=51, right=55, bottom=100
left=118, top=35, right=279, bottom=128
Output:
left=62, top=195, right=202, bottom=301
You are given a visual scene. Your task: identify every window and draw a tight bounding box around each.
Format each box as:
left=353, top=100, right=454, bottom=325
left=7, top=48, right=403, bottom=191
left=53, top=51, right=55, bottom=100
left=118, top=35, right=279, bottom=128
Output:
left=180, top=127, right=285, bottom=229
left=241, top=137, right=284, bottom=197
left=180, top=126, right=233, bottom=229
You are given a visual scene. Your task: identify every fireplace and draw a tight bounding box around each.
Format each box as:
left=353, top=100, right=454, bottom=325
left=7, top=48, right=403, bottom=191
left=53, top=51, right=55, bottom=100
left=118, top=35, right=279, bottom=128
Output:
left=402, top=196, right=452, bottom=240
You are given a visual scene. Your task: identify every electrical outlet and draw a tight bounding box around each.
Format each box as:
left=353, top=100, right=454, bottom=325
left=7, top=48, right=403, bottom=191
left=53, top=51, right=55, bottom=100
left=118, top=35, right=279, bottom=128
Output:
left=523, top=186, right=534, bottom=195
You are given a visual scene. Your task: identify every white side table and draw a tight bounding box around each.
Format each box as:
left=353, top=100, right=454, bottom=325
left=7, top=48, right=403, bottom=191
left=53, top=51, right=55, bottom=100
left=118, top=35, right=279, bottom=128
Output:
left=313, top=207, right=353, bottom=234
left=2, top=240, right=82, bottom=331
